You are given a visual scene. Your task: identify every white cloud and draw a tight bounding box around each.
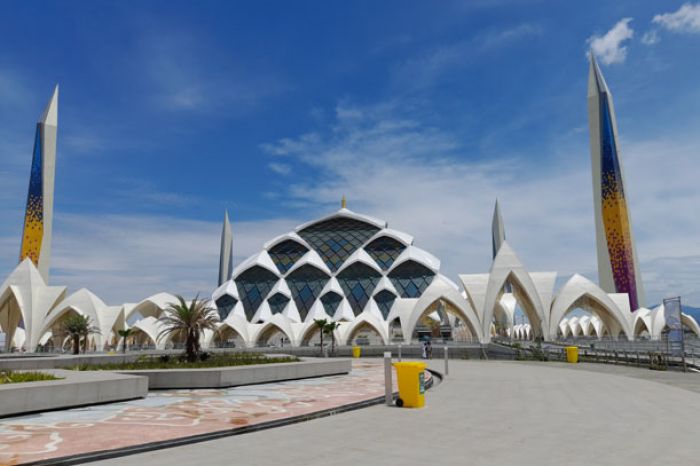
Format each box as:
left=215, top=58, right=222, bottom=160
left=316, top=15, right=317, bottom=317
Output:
left=641, top=30, right=660, bottom=45
left=263, top=102, right=700, bottom=306
left=653, top=3, right=700, bottom=33
left=268, top=163, right=292, bottom=175
left=587, top=18, right=635, bottom=65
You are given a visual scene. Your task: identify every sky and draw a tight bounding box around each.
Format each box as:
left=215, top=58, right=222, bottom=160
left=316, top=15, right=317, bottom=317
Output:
left=0, top=1, right=699, bottom=306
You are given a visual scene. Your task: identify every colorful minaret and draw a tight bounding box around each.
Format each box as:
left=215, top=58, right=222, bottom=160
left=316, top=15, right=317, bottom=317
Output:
left=218, top=210, right=233, bottom=286
left=19, top=85, right=58, bottom=282
left=587, top=55, right=645, bottom=311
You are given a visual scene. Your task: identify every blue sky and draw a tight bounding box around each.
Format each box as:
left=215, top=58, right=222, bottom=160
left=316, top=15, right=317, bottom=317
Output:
left=1, top=1, right=699, bottom=305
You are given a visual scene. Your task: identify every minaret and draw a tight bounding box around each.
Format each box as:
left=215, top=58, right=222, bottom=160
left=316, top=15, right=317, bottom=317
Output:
left=19, top=85, right=58, bottom=282
left=218, top=210, right=233, bottom=286
left=341, top=194, right=347, bottom=209
left=587, top=55, right=645, bottom=311
left=491, top=199, right=505, bottom=259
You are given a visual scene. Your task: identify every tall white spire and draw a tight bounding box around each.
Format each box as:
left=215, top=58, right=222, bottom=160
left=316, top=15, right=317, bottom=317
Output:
left=20, top=85, right=59, bottom=282
left=218, top=210, right=233, bottom=286
left=491, top=199, right=505, bottom=259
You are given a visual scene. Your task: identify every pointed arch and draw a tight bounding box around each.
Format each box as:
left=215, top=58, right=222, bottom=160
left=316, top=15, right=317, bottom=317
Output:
left=252, top=317, right=294, bottom=347
left=549, top=274, right=632, bottom=340
left=341, top=313, right=389, bottom=346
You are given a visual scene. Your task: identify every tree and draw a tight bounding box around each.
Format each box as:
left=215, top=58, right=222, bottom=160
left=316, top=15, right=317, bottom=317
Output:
left=117, top=328, right=133, bottom=354
left=324, top=321, right=340, bottom=356
left=60, top=314, right=100, bottom=355
left=313, top=318, right=328, bottom=356
left=158, top=295, right=218, bottom=362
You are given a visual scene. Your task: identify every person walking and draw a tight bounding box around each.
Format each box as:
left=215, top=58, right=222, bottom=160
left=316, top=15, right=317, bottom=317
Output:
left=426, top=340, right=433, bottom=359
left=421, top=340, right=427, bottom=359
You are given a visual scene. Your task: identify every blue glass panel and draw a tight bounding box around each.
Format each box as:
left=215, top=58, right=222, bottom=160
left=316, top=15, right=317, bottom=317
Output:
left=320, top=292, right=343, bottom=316
left=373, top=290, right=396, bottom=319
left=215, top=294, right=237, bottom=321
left=298, top=218, right=380, bottom=272
left=267, top=293, right=290, bottom=314
left=234, top=266, right=278, bottom=321
left=268, top=240, right=308, bottom=274
left=286, top=265, right=329, bottom=320
left=365, top=236, right=406, bottom=271
left=337, top=262, right=381, bottom=316
left=388, top=261, right=435, bottom=298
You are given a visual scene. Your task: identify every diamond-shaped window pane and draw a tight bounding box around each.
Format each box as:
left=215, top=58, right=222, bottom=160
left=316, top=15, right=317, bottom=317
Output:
left=267, top=293, right=290, bottom=315
left=235, top=266, right=279, bottom=321
left=365, top=236, right=406, bottom=271
left=320, top=292, right=343, bottom=316
left=286, top=265, right=330, bottom=320
left=337, top=262, right=381, bottom=316
left=298, top=218, right=380, bottom=272
left=215, top=294, right=238, bottom=321
left=388, top=261, right=435, bottom=298
left=268, top=240, right=308, bottom=274
left=373, top=290, right=396, bottom=319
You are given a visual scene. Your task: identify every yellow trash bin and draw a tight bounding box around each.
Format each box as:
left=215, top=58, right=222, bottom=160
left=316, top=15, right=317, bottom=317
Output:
left=352, top=346, right=361, bottom=358
left=566, top=346, right=579, bottom=363
left=393, top=362, right=427, bottom=408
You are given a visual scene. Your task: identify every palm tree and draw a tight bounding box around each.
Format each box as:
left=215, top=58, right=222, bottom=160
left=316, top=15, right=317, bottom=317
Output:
left=158, top=295, right=218, bottom=362
left=117, top=328, right=133, bottom=353
left=60, top=314, right=100, bottom=355
left=313, top=318, right=328, bottom=356
left=324, top=321, right=340, bottom=356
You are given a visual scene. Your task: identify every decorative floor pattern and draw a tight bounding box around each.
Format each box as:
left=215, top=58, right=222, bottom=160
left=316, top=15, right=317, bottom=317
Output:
left=0, top=361, right=420, bottom=465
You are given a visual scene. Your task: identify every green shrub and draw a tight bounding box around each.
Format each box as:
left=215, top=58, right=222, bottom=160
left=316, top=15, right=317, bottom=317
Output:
left=0, top=371, right=62, bottom=384
left=67, top=353, right=299, bottom=371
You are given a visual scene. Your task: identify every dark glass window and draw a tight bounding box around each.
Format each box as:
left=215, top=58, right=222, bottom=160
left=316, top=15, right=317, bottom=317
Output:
left=267, top=293, right=290, bottom=315
left=373, top=290, right=396, bottom=319
left=268, top=240, right=308, bottom=274
left=215, top=294, right=237, bottom=321
left=364, top=236, right=406, bottom=270
left=235, top=266, right=278, bottom=321
left=298, top=218, right=380, bottom=272
left=320, top=292, right=343, bottom=316
left=388, top=261, right=435, bottom=298
left=337, top=262, right=381, bottom=316
left=286, top=265, right=330, bottom=320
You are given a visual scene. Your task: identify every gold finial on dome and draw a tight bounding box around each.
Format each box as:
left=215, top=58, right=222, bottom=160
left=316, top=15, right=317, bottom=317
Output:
left=341, top=194, right=347, bottom=209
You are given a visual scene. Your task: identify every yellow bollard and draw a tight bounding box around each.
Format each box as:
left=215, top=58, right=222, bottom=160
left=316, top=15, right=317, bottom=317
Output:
left=352, top=346, right=361, bottom=358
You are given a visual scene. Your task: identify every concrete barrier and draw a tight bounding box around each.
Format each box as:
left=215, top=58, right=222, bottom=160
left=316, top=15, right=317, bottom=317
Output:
left=117, top=358, right=352, bottom=389
left=0, top=370, right=148, bottom=417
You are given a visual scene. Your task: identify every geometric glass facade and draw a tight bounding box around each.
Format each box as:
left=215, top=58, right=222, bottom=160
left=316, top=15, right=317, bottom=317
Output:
left=215, top=294, right=238, bottom=321
left=364, top=236, right=406, bottom=271
left=298, top=218, right=380, bottom=272
left=286, top=265, right=330, bottom=320
left=235, top=266, right=279, bottom=320
left=388, top=261, right=435, bottom=298
left=373, top=289, right=396, bottom=319
left=268, top=239, right=308, bottom=274
left=337, top=262, right=381, bottom=316
left=320, top=291, right=343, bottom=317
left=267, top=292, right=290, bottom=315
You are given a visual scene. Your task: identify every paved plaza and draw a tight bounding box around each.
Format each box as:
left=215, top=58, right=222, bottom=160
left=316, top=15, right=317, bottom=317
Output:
left=98, top=360, right=700, bottom=466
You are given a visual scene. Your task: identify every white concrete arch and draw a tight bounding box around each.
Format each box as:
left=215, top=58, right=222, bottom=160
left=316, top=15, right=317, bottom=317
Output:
left=481, top=242, right=547, bottom=343
left=251, top=315, right=296, bottom=347
left=549, top=274, right=633, bottom=340
left=125, top=292, right=179, bottom=321
left=341, top=311, right=389, bottom=346
left=632, top=308, right=653, bottom=338
left=404, top=276, right=482, bottom=344
left=131, top=316, right=164, bottom=349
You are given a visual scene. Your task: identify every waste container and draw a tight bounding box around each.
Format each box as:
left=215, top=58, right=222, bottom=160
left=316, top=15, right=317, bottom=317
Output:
left=566, top=346, right=579, bottom=363
left=352, top=346, right=361, bottom=358
left=392, top=362, right=427, bottom=408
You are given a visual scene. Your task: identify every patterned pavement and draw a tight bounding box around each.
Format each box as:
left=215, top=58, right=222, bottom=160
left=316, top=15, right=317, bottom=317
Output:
left=0, top=360, right=418, bottom=465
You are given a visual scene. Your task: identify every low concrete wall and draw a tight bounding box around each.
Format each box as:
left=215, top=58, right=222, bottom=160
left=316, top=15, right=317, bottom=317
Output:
left=118, top=358, right=352, bottom=389
left=0, top=370, right=148, bottom=417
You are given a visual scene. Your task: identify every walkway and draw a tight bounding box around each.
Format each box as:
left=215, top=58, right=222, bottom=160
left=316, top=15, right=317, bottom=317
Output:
left=0, top=360, right=396, bottom=465
left=100, top=360, right=700, bottom=466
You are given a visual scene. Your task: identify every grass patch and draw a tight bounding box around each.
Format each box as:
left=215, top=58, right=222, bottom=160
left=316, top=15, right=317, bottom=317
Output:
left=68, top=353, right=300, bottom=371
left=0, top=371, right=62, bottom=384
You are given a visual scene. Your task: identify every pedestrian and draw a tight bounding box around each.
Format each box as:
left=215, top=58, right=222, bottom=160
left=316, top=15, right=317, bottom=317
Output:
left=421, top=340, right=427, bottom=359
left=427, top=340, right=433, bottom=359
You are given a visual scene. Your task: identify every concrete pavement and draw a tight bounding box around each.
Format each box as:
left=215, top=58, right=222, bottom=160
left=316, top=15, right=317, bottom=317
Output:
left=98, top=360, right=700, bottom=466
